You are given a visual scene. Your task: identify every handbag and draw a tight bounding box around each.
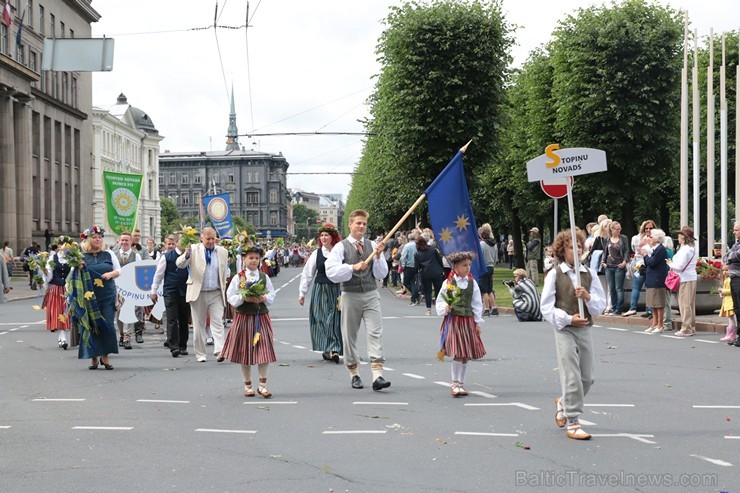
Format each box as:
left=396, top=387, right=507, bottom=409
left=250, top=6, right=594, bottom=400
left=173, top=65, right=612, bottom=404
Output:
left=665, top=249, right=696, bottom=292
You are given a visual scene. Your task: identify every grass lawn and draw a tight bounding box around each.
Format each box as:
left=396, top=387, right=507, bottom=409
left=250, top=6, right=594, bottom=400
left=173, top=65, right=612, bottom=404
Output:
left=492, top=264, right=543, bottom=308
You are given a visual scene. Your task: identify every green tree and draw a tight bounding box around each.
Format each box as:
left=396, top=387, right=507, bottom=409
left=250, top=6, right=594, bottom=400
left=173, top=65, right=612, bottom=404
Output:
left=292, top=203, right=320, bottom=239
left=547, top=0, right=683, bottom=236
left=348, top=0, right=513, bottom=232
left=160, top=197, right=182, bottom=240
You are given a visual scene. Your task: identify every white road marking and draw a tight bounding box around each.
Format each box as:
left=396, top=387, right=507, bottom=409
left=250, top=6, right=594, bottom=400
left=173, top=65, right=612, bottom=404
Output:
left=434, top=381, right=452, bottom=388
left=0, top=426, right=11, bottom=429
left=402, top=373, right=425, bottom=380
left=136, top=399, right=189, bottom=404
left=660, top=335, right=688, bottom=339
left=18, top=325, right=28, bottom=329
left=33, top=398, right=86, bottom=402
left=0, top=321, right=44, bottom=325
left=272, top=318, right=310, bottom=322
left=383, top=367, right=395, bottom=371
left=292, top=345, right=306, bottom=349
left=693, top=405, right=740, bottom=409
left=404, top=316, right=431, bottom=319
left=585, top=404, right=635, bottom=407
left=73, top=426, right=133, bottom=431
left=591, top=433, right=656, bottom=444
left=0, top=332, right=8, bottom=335
left=695, top=339, right=719, bottom=344
left=725, top=436, right=740, bottom=439
left=455, top=431, right=519, bottom=437
left=9, top=328, right=18, bottom=332
left=464, top=403, right=539, bottom=410
left=323, top=430, right=387, bottom=435
left=353, top=402, right=408, bottom=406
left=243, top=401, right=297, bottom=405
left=592, top=325, right=602, bottom=328
left=278, top=341, right=290, bottom=345
left=606, top=327, right=628, bottom=332
left=382, top=316, right=400, bottom=320
left=690, top=454, right=733, bottom=467
left=579, top=419, right=597, bottom=426
left=469, top=391, right=497, bottom=399
left=195, top=428, right=257, bottom=434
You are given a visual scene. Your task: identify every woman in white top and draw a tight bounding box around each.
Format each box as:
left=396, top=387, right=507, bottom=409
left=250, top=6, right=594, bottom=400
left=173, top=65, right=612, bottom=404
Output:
left=666, top=226, right=698, bottom=336
left=298, top=224, right=343, bottom=363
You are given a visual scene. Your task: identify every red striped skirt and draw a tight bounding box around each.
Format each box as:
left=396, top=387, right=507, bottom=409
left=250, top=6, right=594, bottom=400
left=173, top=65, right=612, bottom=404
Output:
left=43, top=284, right=70, bottom=331
left=221, top=312, right=276, bottom=365
left=441, top=315, right=486, bottom=360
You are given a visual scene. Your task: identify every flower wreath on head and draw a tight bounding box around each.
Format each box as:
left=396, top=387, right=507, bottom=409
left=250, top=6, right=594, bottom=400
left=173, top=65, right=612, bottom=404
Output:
left=80, top=226, right=105, bottom=240
left=236, top=244, right=263, bottom=257
left=54, top=235, right=74, bottom=247
left=318, top=225, right=338, bottom=235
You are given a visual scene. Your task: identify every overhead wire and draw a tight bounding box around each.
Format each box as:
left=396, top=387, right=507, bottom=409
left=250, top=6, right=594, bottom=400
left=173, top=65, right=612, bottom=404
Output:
left=244, top=0, right=255, bottom=130
left=212, top=1, right=232, bottom=107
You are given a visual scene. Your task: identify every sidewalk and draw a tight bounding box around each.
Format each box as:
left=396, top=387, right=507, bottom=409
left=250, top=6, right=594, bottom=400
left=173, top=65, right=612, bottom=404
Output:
left=3, top=279, right=46, bottom=303
left=383, top=285, right=730, bottom=335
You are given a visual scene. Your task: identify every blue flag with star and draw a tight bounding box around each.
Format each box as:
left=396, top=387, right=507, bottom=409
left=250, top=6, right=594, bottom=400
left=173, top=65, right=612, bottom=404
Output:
left=424, top=150, right=486, bottom=278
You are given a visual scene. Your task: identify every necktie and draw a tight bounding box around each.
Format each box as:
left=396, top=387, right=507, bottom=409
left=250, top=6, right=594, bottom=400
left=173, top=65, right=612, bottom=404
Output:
left=206, top=248, right=213, bottom=265
left=356, top=240, right=363, bottom=257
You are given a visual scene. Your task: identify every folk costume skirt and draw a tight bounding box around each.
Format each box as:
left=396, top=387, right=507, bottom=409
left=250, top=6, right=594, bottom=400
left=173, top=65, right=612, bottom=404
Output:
left=43, top=284, right=70, bottom=331
left=441, top=315, right=486, bottom=360
left=221, top=312, right=276, bottom=365
left=309, top=282, right=342, bottom=354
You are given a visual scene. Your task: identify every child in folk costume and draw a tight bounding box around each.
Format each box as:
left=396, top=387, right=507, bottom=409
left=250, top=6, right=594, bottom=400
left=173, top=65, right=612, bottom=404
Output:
left=435, top=251, right=486, bottom=397
left=43, top=237, right=72, bottom=349
left=541, top=230, right=606, bottom=440
left=221, top=245, right=277, bottom=398
left=719, top=264, right=737, bottom=343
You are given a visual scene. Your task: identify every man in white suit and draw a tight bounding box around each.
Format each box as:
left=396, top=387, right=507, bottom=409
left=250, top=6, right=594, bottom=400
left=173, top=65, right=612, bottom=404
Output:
left=176, top=227, right=229, bottom=362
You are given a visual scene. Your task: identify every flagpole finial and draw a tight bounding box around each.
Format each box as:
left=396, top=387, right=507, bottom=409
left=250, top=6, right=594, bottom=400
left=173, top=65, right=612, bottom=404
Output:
left=460, top=139, right=473, bottom=154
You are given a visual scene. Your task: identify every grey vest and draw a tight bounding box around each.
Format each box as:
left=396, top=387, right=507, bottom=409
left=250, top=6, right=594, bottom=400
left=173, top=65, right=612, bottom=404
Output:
left=554, top=267, right=592, bottom=326
left=340, top=238, right=377, bottom=293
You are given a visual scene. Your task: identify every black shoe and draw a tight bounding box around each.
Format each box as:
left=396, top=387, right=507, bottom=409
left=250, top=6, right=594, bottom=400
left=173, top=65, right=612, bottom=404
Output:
left=123, top=339, right=132, bottom=350
left=119, top=337, right=125, bottom=348
left=101, top=357, right=114, bottom=370
left=61, top=342, right=68, bottom=350
left=164, top=341, right=170, bottom=348
left=179, top=349, right=188, bottom=355
left=321, top=352, right=330, bottom=361
left=641, top=312, right=652, bottom=318
left=351, top=376, right=364, bottom=389
left=372, top=377, right=391, bottom=391
left=135, top=333, right=144, bottom=344
left=489, top=308, right=499, bottom=316
left=331, top=352, right=340, bottom=364
left=88, top=358, right=99, bottom=370
left=171, top=349, right=180, bottom=358
left=734, top=340, right=740, bottom=347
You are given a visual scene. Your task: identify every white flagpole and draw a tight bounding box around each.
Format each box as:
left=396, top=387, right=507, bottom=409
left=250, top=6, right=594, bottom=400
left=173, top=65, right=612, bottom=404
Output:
left=692, top=29, right=700, bottom=243
left=680, top=13, right=689, bottom=227
left=553, top=199, right=558, bottom=240
left=720, top=34, right=728, bottom=256
left=566, top=184, right=584, bottom=318
left=706, top=29, right=715, bottom=257
left=736, top=32, right=740, bottom=230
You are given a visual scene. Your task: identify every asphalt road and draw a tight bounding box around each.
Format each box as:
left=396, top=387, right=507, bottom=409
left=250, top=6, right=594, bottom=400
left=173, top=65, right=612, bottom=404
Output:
left=0, top=267, right=738, bottom=493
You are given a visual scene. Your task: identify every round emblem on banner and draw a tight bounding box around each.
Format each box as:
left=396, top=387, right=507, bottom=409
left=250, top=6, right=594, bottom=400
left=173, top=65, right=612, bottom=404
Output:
left=208, top=198, right=228, bottom=221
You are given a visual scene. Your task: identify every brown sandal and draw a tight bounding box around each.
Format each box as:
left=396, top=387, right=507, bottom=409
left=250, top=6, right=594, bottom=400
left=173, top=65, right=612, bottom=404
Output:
left=244, top=381, right=255, bottom=397
left=257, top=377, right=271, bottom=398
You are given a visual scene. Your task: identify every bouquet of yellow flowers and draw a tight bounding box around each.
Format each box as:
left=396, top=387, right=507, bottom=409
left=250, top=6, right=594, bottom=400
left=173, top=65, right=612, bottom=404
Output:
left=63, top=242, right=84, bottom=268
left=440, top=281, right=462, bottom=307
left=179, top=225, right=199, bottom=248
left=238, top=274, right=270, bottom=300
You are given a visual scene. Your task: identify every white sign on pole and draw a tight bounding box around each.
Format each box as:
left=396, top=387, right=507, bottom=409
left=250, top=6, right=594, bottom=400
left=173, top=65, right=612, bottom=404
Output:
left=526, top=146, right=607, bottom=182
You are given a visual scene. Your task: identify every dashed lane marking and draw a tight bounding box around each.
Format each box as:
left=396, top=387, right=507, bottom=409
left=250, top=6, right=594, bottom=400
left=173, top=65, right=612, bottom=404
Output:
left=323, top=430, right=387, bottom=435
left=725, top=436, right=740, bottom=439
left=695, top=339, right=720, bottom=344
left=592, top=325, right=602, bottom=328
left=455, top=431, right=519, bottom=437
left=660, top=335, right=690, bottom=339
left=606, top=327, right=629, bottom=331
left=434, top=381, right=452, bottom=388
left=402, top=373, right=425, bottom=379
left=292, top=345, right=306, bottom=349
left=73, top=426, right=133, bottom=431
left=272, top=318, right=309, bottom=322
left=353, top=402, right=408, bottom=406
left=33, top=398, right=86, bottom=402
left=274, top=274, right=302, bottom=294
left=137, top=399, right=189, bottom=404
left=195, top=428, right=257, bottom=434
left=9, top=328, right=18, bottom=332
left=469, top=391, right=497, bottom=399
left=689, top=454, right=733, bottom=467
left=384, top=367, right=395, bottom=371
left=464, top=403, right=539, bottom=410
left=579, top=419, right=597, bottom=426
left=591, top=433, right=656, bottom=444
left=693, top=405, right=740, bottom=409
left=0, top=332, right=8, bottom=335
left=585, top=404, right=635, bottom=407
left=278, top=341, right=291, bottom=345
left=19, top=325, right=28, bottom=329
left=0, top=426, right=11, bottom=429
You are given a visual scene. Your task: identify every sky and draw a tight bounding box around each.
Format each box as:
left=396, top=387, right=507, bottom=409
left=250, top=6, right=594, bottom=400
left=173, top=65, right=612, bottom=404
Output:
left=91, top=0, right=738, bottom=201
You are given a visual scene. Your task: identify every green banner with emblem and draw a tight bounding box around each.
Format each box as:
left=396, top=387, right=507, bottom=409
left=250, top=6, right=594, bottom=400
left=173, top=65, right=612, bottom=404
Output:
left=103, top=171, right=143, bottom=235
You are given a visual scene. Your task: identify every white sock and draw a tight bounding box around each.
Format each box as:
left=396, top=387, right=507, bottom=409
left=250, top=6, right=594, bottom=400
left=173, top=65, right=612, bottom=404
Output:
left=459, top=362, right=469, bottom=385
left=241, top=364, right=252, bottom=383
left=58, top=331, right=67, bottom=343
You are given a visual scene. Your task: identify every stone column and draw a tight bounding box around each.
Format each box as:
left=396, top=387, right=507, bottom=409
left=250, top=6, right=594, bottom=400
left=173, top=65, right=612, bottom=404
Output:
left=14, top=99, right=33, bottom=249
left=0, top=96, right=18, bottom=248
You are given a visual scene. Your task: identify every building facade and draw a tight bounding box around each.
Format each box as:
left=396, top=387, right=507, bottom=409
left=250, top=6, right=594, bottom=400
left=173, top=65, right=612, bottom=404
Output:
left=159, top=150, right=291, bottom=237
left=92, top=94, right=163, bottom=241
left=319, top=194, right=344, bottom=228
left=1, top=0, right=100, bottom=250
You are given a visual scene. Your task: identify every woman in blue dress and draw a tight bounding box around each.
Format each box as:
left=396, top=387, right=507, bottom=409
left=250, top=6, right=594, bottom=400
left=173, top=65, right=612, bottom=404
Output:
left=77, top=226, right=121, bottom=370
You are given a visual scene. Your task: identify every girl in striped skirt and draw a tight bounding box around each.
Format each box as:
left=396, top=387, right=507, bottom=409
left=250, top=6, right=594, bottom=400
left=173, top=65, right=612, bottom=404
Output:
left=298, top=223, right=343, bottom=363
left=435, top=251, right=486, bottom=397
left=222, top=245, right=277, bottom=398
left=43, top=238, right=72, bottom=349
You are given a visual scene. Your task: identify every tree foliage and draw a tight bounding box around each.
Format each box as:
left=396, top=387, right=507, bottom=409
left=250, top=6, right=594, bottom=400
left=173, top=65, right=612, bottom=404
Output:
left=347, top=0, right=513, bottom=233
left=292, top=203, right=320, bottom=239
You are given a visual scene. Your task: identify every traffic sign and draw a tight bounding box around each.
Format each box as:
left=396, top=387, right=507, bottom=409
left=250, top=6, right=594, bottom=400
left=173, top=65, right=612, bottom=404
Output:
left=540, top=177, right=573, bottom=199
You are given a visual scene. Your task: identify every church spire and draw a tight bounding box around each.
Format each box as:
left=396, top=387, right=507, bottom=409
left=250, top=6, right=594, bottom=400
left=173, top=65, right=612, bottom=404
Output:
left=225, top=84, right=240, bottom=151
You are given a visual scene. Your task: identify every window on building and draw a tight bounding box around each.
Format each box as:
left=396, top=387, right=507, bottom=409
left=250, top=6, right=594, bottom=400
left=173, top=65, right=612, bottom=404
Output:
left=71, top=77, right=77, bottom=108
left=15, top=43, right=23, bottom=64
left=60, top=21, right=64, bottom=38
left=1, top=25, right=8, bottom=56
left=51, top=72, right=58, bottom=99
left=158, top=173, right=163, bottom=185
left=194, top=192, right=201, bottom=205
left=61, top=73, right=68, bottom=104
left=38, top=5, right=44, bottom=35
left=169, top=173, right=176, bottom=185
left=27, top=1, right=33, bottom=30
left=270, top=212, right=278, bottom=226
left=213, top=173, right=220, bottom=184
left=182, top=194, right=190, bottom=205
left=49, top=13, right=54, bottom=38
left=246, top=192, right=259, bottom=204
left=269, top=188, right=278, bottom=204
left=29, top=50, right=36, bottom=72
left=194, top=173, right=201, bottom=184
left=227, top=172, right=234, bottom=183
left=181, top=173, right=189, bottom=185
left=253, top=170, right=259, bottom=182
left=69, top=29, right=73, bottom=38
